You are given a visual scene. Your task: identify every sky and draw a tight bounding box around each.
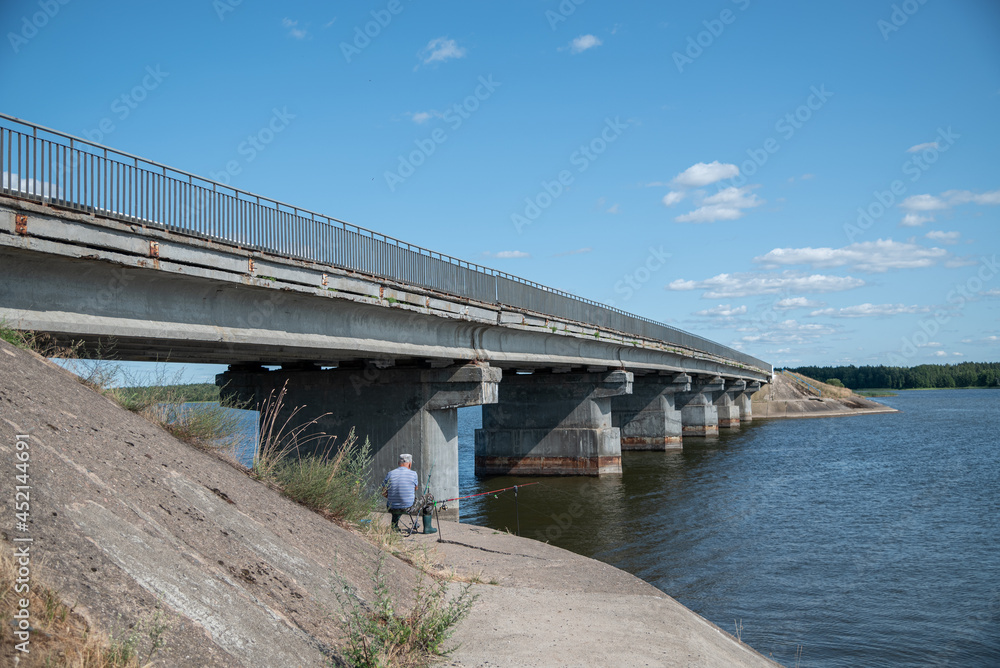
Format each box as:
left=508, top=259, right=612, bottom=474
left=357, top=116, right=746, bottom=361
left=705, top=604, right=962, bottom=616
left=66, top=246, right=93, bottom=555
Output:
left=2, top=0, right=999, bottom=382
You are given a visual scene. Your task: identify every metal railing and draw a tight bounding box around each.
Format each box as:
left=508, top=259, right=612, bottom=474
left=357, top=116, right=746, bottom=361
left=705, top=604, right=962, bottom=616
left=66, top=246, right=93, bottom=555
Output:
left=0, top=113, right=770, bottom=372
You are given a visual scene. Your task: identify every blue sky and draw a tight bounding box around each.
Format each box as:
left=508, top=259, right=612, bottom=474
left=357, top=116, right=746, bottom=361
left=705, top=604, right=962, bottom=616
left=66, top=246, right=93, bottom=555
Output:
left=2, top=0, right=998, bottom=382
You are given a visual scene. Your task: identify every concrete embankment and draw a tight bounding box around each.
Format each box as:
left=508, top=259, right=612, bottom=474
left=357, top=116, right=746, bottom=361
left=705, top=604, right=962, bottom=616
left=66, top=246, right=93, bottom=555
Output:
left=0, top=340, right=779, bottom=667
left=752, top=371, right=897, bottom=419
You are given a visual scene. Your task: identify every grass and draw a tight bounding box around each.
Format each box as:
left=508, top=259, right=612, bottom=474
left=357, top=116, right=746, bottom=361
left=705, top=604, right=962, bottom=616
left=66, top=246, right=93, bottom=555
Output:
left=250, top=382, right=383, bottom=525
left=333, top=553, right=478, bottom=668
left=0, top=544, right=169, bottom=666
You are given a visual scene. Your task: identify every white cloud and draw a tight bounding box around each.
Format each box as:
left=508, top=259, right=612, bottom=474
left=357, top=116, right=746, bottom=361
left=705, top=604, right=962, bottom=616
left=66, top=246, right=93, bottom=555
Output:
left=898, top=188, right=1000, bottom=225
left=411, top=111, right=434, bottom=124
left=774, top=297, right=825, bottom=310
left=906, top=141, right=940, bottom=153
left=662, top=191, right=685, bottom=207
left=282, top=17, right=308, bottom=39
left=753, top=239, right=949, bottom=273
left=671, top=161, right=739, bottom=188
left=983, top=289, right=1000, bottom=298
left=419, top=37, right=466, bottom=65
left=675, top=185, right=764, bottom=223
left=667, top=271, right=865, bottom=299
left=809, top=303, right=931, bottom=318
left=694, top=304, right=747, bottom=317
left=900, top=194, right=948, bottom=211
left=925, top=230, right=960, bottom=244
left=554, top=247, right=592, bottom=257
left=941, top=188, right=1000, bottom=205
left=901, top=213, right=933, bottom=227
left=568, top=34, right=602, bottom=53
left=737, top=319, right=837, bottom=346
left=606, top=203, right=620, bottom=214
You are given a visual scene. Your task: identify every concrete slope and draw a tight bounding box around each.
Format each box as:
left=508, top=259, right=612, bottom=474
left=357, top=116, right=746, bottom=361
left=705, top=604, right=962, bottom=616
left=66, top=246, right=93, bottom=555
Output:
left=0, top=341, right=779, bottom=667
left=0, top=340, right=416, bottom=666
left=752, top=371, right=896, bottom=418
left=413, top=525, right=782, bottom=668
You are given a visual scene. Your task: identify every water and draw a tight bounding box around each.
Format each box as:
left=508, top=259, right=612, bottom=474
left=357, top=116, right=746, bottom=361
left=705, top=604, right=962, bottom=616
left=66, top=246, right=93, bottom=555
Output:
left=456, top=390, right=1000, bottom=667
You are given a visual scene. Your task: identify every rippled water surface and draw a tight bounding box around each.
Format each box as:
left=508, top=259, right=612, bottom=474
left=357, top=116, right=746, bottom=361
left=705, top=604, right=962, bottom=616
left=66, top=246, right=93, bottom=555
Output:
left=456, top=390, right=1000, bottom=667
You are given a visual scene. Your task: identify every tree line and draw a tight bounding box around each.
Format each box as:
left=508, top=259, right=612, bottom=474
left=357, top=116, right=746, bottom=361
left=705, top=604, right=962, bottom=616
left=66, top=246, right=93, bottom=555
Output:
left=788, top=362, right=1000, bottom=390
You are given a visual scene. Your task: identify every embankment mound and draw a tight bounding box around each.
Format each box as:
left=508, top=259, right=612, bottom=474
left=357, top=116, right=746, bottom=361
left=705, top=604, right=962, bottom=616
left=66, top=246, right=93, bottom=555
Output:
left=0, top=341, right=779, bottom=667
left=753, top=371, right=897, bottom=418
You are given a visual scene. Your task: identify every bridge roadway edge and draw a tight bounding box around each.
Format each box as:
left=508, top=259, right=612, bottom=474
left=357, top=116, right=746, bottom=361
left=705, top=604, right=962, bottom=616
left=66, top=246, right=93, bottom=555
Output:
left=0, top=194, right=771, bottom=382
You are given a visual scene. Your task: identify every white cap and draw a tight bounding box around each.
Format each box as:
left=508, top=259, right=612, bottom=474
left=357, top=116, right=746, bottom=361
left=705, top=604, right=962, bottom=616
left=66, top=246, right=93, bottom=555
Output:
left=399, top=454, right=413, bottom=464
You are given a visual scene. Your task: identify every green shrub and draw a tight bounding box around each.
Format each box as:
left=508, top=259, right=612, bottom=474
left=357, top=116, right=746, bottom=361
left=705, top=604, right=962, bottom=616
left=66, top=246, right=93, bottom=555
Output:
left=270, top=429, right=380, bottom=524
left=825, top=378, right=845, bottom=387
left=147, top=402, right=246, bottom=452
left=335, top=554, right=478, bottom=668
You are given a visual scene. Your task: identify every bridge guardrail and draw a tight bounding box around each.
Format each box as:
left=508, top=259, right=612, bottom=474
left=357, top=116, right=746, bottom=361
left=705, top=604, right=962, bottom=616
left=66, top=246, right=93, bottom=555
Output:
left=0, top=113, right=770, bottom=373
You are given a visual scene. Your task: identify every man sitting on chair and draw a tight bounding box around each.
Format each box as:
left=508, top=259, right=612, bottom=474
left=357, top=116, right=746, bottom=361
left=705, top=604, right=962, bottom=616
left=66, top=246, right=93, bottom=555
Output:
left=383, top=454, right=419, bottom=531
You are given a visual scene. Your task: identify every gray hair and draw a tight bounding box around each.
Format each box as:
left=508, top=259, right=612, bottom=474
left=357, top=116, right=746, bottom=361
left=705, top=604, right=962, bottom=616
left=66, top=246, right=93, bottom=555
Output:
left=398, top=453, right=413, bottom=464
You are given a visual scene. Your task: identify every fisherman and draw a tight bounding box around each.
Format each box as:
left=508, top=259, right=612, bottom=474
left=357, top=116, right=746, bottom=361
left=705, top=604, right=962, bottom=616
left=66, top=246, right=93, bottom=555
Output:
left=382, top=453, right=419, bottom=531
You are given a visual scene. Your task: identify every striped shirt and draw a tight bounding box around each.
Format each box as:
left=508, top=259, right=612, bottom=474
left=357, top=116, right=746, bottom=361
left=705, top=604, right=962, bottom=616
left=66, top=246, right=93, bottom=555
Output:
left=383, top=466, right=419, bottom=510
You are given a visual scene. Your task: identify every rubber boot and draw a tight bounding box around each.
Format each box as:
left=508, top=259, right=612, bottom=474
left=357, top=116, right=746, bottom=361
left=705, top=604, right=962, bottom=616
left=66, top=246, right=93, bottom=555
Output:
left=422, top=513, right=437, bottom=534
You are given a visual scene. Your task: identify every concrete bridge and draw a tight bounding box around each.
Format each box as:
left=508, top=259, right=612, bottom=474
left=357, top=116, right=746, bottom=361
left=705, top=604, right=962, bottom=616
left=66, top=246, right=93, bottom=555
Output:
left=0, top=114, right=770, bottom=512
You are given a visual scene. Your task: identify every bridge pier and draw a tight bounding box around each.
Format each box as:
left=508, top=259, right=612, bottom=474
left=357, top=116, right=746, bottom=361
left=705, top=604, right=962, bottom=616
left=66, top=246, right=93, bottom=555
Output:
left=611, top=372, right=691, bottom=450
left=715, top=380, right=747, bottom=429
left=218, top=362, right=501, bottom=517
left=738, top=381, right=761, bottom=422
left=677, top=376, right=724, bottom=437
left=475, top=369, right=632, bottom=475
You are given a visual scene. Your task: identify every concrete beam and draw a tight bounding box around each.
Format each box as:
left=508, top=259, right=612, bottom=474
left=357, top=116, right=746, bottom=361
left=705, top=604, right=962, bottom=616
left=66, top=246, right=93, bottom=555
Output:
left=0, top=197, right=771, bottom=382
left=612, top=372, right=691, bottom=450
left=218, top=363, right=501, bottom=517
left=475, top=370, right=632, bottom=476
left=737, top=381, right=762, bottom=422
left=715, top=379, right=747, bottom=429
left=677, top=375, right=724, bottom=438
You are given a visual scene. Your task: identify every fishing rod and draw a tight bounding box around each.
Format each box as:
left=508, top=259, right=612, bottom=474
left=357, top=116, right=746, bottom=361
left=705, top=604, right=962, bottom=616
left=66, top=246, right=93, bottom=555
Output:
left=432, top=482, right=540, bottom=539
left=434, top=482, right=540, bottom=506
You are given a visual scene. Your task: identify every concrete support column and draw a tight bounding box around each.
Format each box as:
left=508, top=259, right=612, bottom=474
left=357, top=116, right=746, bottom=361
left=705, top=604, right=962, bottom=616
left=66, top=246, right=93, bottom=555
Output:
left=737, top=381, right=762, bottom=422
left=677, top=375, right=724, bottom=438
left=611, top=372, right=691, bottom=450
left=475, top=369, right=633, bottom=476
left=218, top=362, right=501, bottom=516
left=715, top=380, right=747, bottom=429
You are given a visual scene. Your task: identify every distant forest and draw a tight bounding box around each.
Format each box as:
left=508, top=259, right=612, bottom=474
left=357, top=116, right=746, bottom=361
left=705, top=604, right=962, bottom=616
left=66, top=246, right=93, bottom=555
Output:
left=788, top=362, right=1000, bottom=390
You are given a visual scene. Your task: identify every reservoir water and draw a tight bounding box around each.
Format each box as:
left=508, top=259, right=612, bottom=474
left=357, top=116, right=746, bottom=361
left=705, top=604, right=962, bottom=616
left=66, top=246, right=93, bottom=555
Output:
left=455, top=390, right=1000, bottom=667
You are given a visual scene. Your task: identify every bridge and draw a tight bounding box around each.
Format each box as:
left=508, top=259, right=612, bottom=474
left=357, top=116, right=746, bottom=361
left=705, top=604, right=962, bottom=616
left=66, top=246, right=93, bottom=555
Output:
left=0, top=113, right=771, bottom=512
